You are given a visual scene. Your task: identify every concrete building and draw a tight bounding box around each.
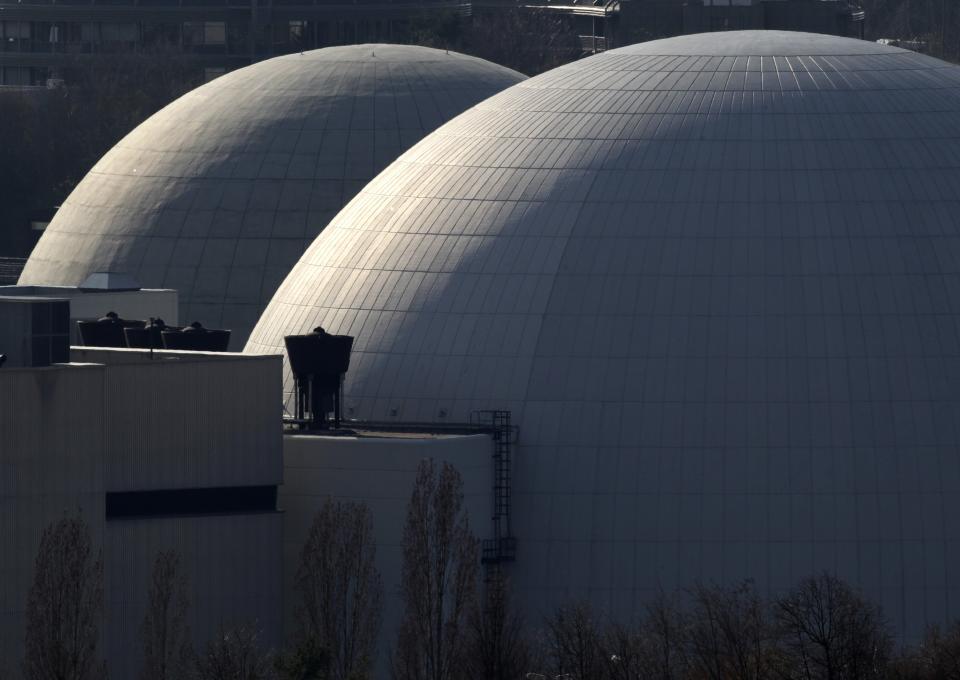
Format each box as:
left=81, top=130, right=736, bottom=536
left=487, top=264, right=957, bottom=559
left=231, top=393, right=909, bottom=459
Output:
left=248, top=31, right=960, bottom=639
left=282, top=430, right=494, bottom=662
left=18, top=44, right=525, bottom=348
left=1, top=278, right=178, bottom=343
left=473, top=0, right=864, bottom=56
left=0, top=290, right=499, bottom=677
left=12, top=27, right=960, bottom=674
left=0, top=0, right=468, bottom=87
left=0, top=297, right=283, bottom=677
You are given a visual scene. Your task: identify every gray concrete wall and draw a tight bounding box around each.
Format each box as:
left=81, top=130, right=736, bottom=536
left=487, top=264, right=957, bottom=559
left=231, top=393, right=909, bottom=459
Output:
left=2, top=350, right=285, bottom=678
left=105, top=512, right=283, bottom=680
left=0, top=286, right=178, bottom=344
left=72, top=348, right=283, bottom=491
left=0, top=363, right=107, bottom=676
left=281, top=432, right=492, bottom=673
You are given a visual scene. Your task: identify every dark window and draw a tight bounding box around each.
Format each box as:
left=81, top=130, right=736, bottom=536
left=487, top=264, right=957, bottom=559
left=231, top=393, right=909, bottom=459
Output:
left=106, top=485, right=278, bottom=519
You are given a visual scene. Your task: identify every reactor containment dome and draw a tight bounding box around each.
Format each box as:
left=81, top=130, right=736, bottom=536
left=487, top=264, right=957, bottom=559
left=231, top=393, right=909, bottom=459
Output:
left=19, top=44, right=524, bottom=347
left=248, top=31, right=960, bottom=636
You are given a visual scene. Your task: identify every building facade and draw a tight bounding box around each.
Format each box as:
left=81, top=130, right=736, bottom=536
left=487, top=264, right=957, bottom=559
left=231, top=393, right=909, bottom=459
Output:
left=0, top=305, right=283, bottom=676
left=0, top=0, right=468, bottom=86
left=281, top=430, right=494, bottom=672
left=472, top=0, right=864, bottom=57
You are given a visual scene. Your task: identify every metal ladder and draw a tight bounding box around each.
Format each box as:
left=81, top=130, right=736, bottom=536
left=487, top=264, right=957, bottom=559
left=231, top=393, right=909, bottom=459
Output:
left=476, top=410, right=517, bottom=566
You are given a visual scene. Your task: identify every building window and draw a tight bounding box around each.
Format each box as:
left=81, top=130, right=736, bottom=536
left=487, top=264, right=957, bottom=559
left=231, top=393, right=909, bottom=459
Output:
left=184, top=21, right=226, bottom=46
left=141, top=23, right=179, bottom=47
left=100, top=22, right=138, bottom=42
left=1, top=66, right=26, bottom=85
left=80, top=22, right=99, bottom=42
left=204, top=21, right=226, bottom=45
left=2, top=21, right=31, bottom=40
left=204, top=66, right=227, bottom=82
left=289, top=20, right=306, bottom=42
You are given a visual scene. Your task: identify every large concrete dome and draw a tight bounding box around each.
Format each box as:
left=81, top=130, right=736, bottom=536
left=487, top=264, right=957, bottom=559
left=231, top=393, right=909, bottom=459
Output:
left=249, top=31, right=960, bottom=635
left=19, top=45, right=524, bottom=347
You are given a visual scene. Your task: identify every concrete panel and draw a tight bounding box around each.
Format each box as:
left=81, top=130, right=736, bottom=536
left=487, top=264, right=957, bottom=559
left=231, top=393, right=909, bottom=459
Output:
left=104, top=512, right=283, bottom=680
left=281, top=432, right=492, bottom=669
left=0, top=364, right=107, bottom=667
left=2, top=349, right=284, bottom=675
left=0, top=285, right=178, bottom=344
left=72, top=348, right=283, bottom=491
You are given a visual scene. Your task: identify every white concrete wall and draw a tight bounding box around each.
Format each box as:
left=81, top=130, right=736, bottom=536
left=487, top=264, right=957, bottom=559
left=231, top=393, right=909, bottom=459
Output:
left=281, top=432, right=493, bottom=672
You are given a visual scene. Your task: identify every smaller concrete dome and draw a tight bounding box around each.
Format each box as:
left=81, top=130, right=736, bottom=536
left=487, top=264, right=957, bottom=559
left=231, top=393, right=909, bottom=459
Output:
left=19, top=44, right=525, bottom=347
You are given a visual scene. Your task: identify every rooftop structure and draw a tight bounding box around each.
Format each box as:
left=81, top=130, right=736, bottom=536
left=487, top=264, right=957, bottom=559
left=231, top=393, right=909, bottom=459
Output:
left=1, top=281, right=178, bottom=344
left=18, top=44, right=525, bottom=348
left=248, top=31, right=960, bottom=637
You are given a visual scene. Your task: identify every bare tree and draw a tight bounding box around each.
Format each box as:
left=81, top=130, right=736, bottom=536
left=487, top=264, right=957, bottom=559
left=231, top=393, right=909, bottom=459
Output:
left=22, top=513, right=105, bottom=680
left=465, top=8, right=582, bottom=76
left=631, top=593, right=690, bottom=680
left=0, top=47, right=201, bottom=259
left=141, top=550, right=193, bottom=680
left=774, top=572, right=892, bottom=680
left=405, top=6, right=581, bottom=76
left=540, top=595, right=690, bottom=680
left=464, top=570, right=532, bottom=680
left=886, top=622, right=960, bottom=680
left=195, top=623, right=274, bottom=680
left=542, top=601, right=605, bottom=680
left=685, top=581, right=780, bottom=680
left=275, top=636, right=330, bottom=680
left=295, top=499, right=382, bottom=680
left=916, top=623, right=960, bottom=678
left=391, top=459, right=479, bottom=680
left=602, top=619, right=646, bottom=680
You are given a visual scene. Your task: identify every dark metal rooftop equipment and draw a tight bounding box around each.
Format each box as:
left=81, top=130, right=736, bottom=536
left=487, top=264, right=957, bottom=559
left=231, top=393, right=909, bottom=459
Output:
left=32, top=300, right=71, bottom=366
left=124, top=318, right=179, bottom=349
left=0, top=297, right=70, bottom=367
left=284, top=328, right=354, bottom=430
left=161, top=321, right=231, bottom=351
left=0, top=354, right=6, bottom=368
left=76, top=311, right=144, bottom=348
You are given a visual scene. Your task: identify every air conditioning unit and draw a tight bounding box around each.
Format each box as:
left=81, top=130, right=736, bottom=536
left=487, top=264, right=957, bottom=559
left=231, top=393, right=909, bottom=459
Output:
left=0, top=297, right=70, bottom=368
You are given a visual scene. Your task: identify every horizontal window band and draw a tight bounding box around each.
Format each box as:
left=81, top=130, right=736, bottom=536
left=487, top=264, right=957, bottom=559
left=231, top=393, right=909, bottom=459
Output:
left=105, top=485, right=277, bottom=520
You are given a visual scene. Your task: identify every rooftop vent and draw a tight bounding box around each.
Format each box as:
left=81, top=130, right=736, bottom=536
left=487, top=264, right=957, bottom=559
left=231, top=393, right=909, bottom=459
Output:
left=78, top=271, right=141, bottom=292
left=285, top=327, right=353, bottom=430
left=161, top=321, right=231, bottom=351
left=76, top=311, right=145, bottom=348
left=124, top=318, right=179, bottom=349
